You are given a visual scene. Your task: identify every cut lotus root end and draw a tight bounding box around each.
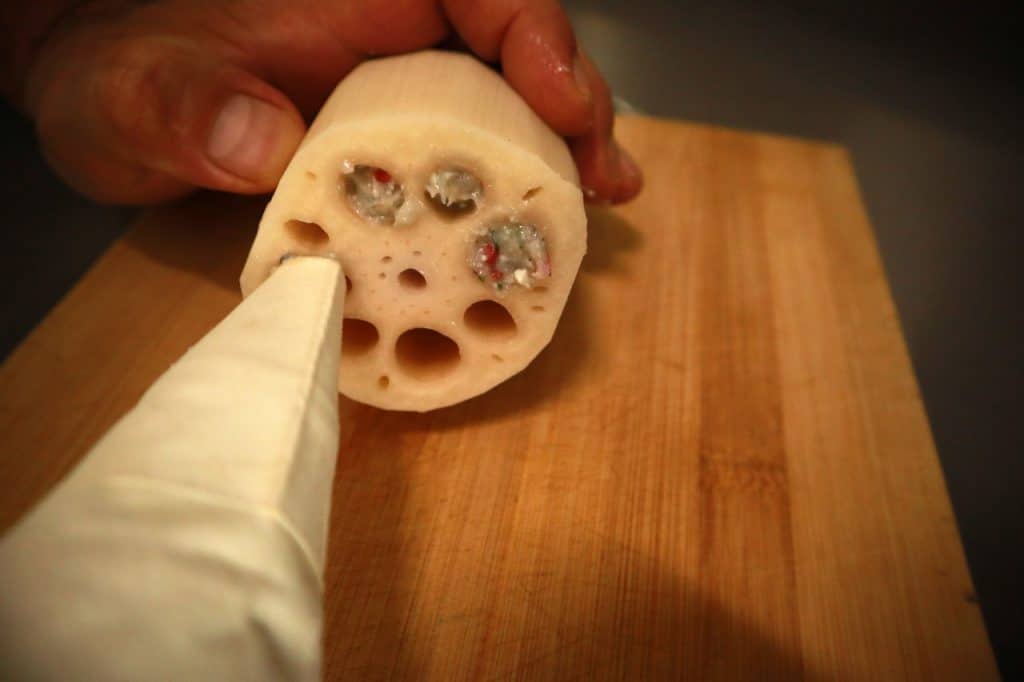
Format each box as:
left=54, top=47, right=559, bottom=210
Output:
left=239, top=50, right=587, bottom=411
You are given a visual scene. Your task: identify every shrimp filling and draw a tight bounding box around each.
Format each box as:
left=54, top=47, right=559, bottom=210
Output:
left=343, top=165, right=405, bottom=224
left=470, top=223, right=551, bottom=291
left=426, top=168, right=482, bottom=212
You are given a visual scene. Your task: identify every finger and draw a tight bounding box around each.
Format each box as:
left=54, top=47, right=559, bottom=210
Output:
left=227, top=0, right=448, bottom=118
left=326, top=0, right=450, bottom=55
left=568, top=50, right=643, bottom=204
left=29, top=34, right=305, bottom=204
left=443, top=0, right=592, bottom=137
left=442, top=1, right=641, bottom=203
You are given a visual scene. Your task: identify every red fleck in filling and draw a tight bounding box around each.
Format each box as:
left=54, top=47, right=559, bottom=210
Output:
left=481, top=242, right=498, bottom=266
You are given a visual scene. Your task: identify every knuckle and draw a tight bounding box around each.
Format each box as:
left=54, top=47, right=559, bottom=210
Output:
left=92, top=38, right=187, bottom=143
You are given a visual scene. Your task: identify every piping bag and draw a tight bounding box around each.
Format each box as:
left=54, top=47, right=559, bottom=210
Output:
left=0, top=256, right=345, bottom=680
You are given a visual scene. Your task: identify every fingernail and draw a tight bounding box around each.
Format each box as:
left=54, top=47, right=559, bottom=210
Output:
left=208, top=94, right=290, bottom=181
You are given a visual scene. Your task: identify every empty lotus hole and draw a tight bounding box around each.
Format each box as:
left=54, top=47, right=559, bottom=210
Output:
left=531, top=305, right=545, bottom=312
left=395, top=328, right=461, bottom=380
left=285, top=219, right=329, bottom=246
left=492, top=354, right=504, bottom=362
left=522, top=186, right=543, bottom=201
left=378, top=375, right=390, bottom=389
left=381, top=255, right=392, bottom=263
left=399, top=269, right=427, bottom=290
left=341, top=318, right=379, bottom=356
left=532, top=286, right=549, bottom=294
left=344, top=276, right=352, bottom=292
left=463, top=300, right=517, bottom=340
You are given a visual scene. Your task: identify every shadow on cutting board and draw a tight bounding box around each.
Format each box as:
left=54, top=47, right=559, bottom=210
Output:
left=121, top=191, right=263, bottom=296
left=581, top=205, right=645, bottom=276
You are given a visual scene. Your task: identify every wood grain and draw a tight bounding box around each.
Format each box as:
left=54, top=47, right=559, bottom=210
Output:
left=0, top=117, right=997, bottom=680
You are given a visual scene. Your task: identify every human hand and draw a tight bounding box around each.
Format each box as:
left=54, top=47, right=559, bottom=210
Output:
left=12, top=0, right=642, bottom=205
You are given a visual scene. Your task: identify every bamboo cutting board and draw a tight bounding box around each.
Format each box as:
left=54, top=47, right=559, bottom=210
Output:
left=0, top=117, right=998, bottom=680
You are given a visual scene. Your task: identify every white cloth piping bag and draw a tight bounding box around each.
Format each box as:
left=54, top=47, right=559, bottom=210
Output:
left=0, top=255, right=344, bottom=681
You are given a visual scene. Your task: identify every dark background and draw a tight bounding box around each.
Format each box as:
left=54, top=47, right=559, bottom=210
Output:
left=2, top=0, right=1021, bottom=677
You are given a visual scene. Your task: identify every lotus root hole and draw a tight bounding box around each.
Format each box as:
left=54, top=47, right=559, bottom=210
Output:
left=399, top=269, right=427, bottom=290
left=342, top=318, right=379, bottom=357
left=285, top=219, right=329, bottom=246
left=463, top=300, right=517, bottom=340
left=395, top=329, right=461, bottom=380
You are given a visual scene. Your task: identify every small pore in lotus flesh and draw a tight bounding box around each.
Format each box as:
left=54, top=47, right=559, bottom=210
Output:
left=343, top=165, right=405, bottom=224
left=470, top=222, right=551, bottom=292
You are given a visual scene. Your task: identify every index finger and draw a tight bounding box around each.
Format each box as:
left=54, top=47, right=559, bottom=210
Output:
left=443, top=0, right=641, bottom=202
left=442, top=0, right=593, bottom=137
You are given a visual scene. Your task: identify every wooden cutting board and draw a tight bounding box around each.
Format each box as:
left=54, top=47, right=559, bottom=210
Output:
left=0, top=117, right=998, bottom=680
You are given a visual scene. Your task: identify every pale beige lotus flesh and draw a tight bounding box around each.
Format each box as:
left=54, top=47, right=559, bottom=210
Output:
left=240, top=50, right=587, bottom=412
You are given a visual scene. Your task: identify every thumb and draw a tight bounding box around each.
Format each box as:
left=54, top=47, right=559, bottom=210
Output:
left=28, top=36, right=305, bottom=204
